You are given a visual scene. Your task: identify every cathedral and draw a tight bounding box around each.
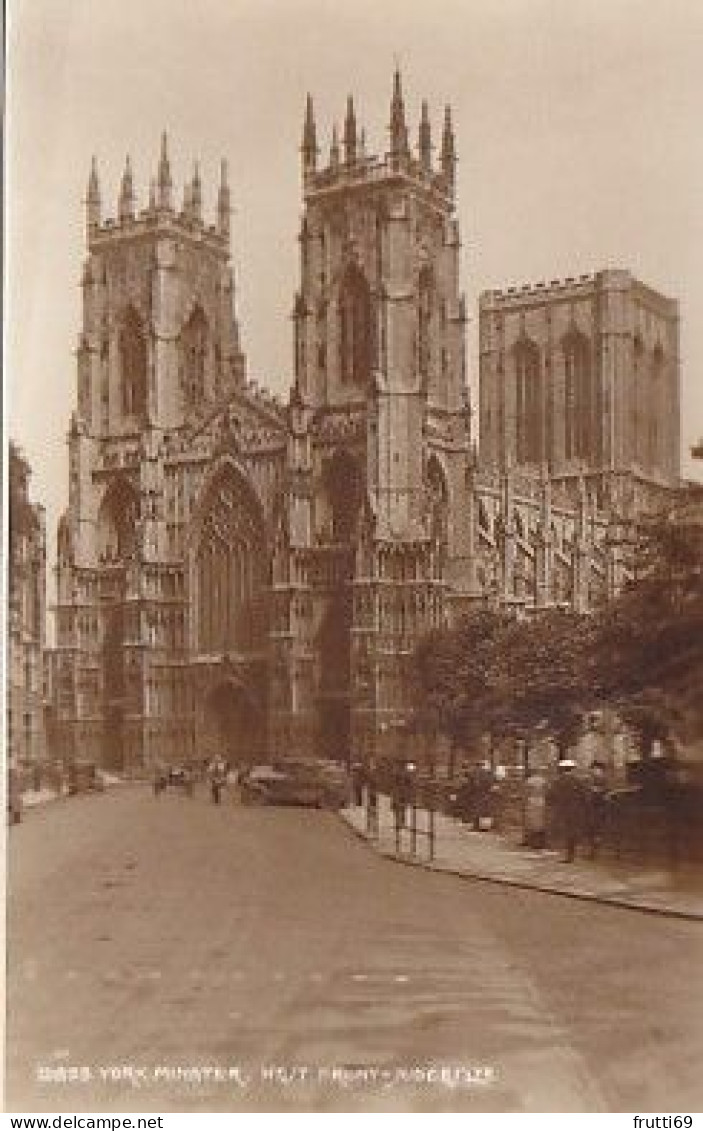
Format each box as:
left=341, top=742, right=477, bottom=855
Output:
left=49, top=71, right=681, bottom=773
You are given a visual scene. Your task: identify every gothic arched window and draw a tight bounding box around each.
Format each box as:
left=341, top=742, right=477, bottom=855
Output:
left=514, top=336, right=541, bottom=464
left=194, top=466, right=266, bottom=655
left=338, top=263, right=371, bottom=385
left=321, top=450, right=363, bottom=544
left=97, top=478, right=139, bottom=563
left=181, top=306, right=209, bottom=407
left=119, top=307, right=147, bottom=422
left=633, top=333, right=645, bottom=465
left=425, top=455, right=449, bottom=554
left=649, top=344, right=664, bottom=469
left=563, top=329, right=592, bottom=462
left=418, top=265, right=433, bottom=382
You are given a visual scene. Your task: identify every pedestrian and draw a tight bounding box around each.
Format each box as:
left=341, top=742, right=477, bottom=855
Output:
left=183, top=764, right=194, bottom=797
left=153, top=762, right=167, bottom=797
left=585, top=759, right=608, bottom=858
left=227, top=763, right=240, bottom=802
left=548, top=758, right=587, bottom=862
left=366, top=762, right=379, bottom=837
left=209, top=757, right=227, bottom=804
left=471, top=761, right=493, bottom=831
left=351, top=762, right=364, bottom=807
left=523, top=768, right=548, bottom=849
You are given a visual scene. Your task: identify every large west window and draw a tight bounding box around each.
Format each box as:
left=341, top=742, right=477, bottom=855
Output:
left=194, top=467, right=266, bottom=656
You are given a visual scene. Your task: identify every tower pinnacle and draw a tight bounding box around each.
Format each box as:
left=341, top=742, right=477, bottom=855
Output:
left=419, top=100, right=432, bottom=172
left=157, top=131, right=173, bottom=210
left=330, top=124, right=340, bottom=169
left=301, top=93, right=318, bottom=179
left=118, top=155, right=135, bottom=221
left=217, top=158, right=230, bottom=239
left=343, top=95, right=357, bottom=165
left=440, top=105, right=456, bottom=197
left=389, top=65, right=409, bottom=166
left=191, top=161, right=202, bottom=222
left=86, top=156, right=101, bottom=233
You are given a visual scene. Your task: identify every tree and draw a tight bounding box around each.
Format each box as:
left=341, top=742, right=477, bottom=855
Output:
left=593, top=496, right=703, bottom=750
left=413, top=491, right=703, bottom=762
left=413, top=606, right=600, bottom=761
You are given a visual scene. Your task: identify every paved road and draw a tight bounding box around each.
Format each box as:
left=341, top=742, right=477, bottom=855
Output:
left=6, top=786, right=703, bottom=1112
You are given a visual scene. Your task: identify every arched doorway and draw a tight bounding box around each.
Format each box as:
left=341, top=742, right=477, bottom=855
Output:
left=98, top=477, right=140, bottom=770
left=199, top=679, right=264, bottom=769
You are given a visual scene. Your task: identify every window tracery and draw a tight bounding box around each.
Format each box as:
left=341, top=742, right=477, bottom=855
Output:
left=195, top=469, right=266, bottom=655
left=338, top=263, right=371, bottom=384
left=514, top=336, right=541, bottom=464
left=418, top=265, right=433, bottom=383
left=181, top=306, right=209, bottom=407
left=563, top=330, right=593, bottom=462
left=119, top=308, right=147, bottom=422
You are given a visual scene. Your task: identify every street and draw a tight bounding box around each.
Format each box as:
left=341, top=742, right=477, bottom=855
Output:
left=6, top=786, right=703, bottom=1112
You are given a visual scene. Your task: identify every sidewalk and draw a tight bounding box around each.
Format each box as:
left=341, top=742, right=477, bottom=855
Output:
left=20, top=773, right=131, bottom=810
left=340, top=795, right=703, bottom=921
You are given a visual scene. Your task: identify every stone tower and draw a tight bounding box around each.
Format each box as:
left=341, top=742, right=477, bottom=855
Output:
left=54, top=139, right=248, bottom=770
left=271, top=72, right=474, bottom=765
left=479, top=271, right=680, bottom=486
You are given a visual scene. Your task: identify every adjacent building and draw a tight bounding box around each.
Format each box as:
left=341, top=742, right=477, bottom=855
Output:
left=8, top=443, right=47, bottom=769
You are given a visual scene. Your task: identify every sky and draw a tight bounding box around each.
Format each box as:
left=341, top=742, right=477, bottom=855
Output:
left=7, top=0, right=703, bottom=574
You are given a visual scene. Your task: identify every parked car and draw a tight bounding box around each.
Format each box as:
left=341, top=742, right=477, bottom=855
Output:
left=8, top=768, right=23, bottom=824
left=67, top=760, right=104, bottom=794
left=240, top=760, right=350, bottom=809
left=168, top=766, right=195, bottom=795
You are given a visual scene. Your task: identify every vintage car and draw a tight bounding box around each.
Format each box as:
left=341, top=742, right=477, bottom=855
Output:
left=67, top=760, right=105, bottom=794
left=240, top=760, right=350, bottom=809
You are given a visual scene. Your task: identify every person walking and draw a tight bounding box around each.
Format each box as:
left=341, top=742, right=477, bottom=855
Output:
left=209, top=758, right=227, bottom=805
left=153, top=761, right=167, bottom=797
left=585, top=759, right=608, bottom=858
left=548, top=759, right=587, bottom=862
left=366, top=761, right=379, bottom=838
left=471, top=761, right=493, bottom=831
left=523, top=768, right=548, bottom=849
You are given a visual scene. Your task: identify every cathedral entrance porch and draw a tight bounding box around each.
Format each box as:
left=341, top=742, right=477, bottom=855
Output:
left=194, top=667, right=266, bottom=770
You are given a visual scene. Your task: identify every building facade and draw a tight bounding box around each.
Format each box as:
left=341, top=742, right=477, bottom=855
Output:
left=50, top=74, right=682, bottom=773
left=8, top=443, right=47, bottom=768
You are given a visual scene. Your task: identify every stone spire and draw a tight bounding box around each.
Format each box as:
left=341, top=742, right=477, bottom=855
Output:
left=419, top=100, right=432, bottom=172
left=330, top=123, right=340, bottom=169
left=389, top=65, right=409, bottom=165
left=343, top=94, right=357, bottom=165
left=86, top=156, right=101, bottom=233
left=118, top=155, right=135, bottom=221
left=157, top=131, right=173, bottom=210
left=301, top=93, right=317, bottom=178
left=191, top=161, right=202, bottom=222
left=217, top=158, right=230, bottom=239
left=440, top=105, right=456, bottom=197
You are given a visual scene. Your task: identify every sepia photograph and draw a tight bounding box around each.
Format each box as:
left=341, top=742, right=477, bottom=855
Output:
left=5, top=0, right=703, bottom=1117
